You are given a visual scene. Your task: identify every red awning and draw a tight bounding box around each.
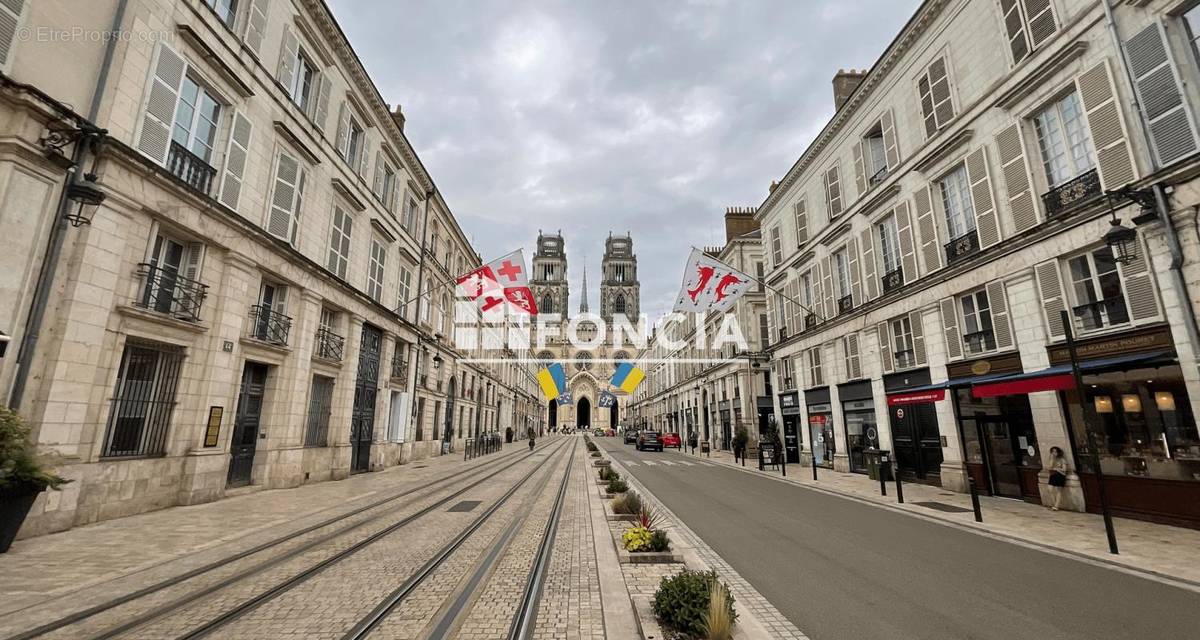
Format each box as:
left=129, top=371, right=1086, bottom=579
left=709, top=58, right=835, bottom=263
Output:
left=972, top=373, right=1075, bottom=398
left=886, top=389, right=945, bottom=405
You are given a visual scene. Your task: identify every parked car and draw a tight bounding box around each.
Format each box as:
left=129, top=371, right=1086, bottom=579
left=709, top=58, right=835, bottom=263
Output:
left=660, top=432, right=681, bottom=449
left=637, top=431, right=663, bottom=452
left=593, top=428, right=605, bottom=437
left=624, top=430, right=639, bottom=444
left=605, top=428, right=616, bottom=437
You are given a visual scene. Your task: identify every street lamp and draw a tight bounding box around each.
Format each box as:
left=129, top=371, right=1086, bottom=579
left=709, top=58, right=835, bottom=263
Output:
left=1102, top=213, right=1139, bottom=265
left=64, top=178, right=106, bottom=227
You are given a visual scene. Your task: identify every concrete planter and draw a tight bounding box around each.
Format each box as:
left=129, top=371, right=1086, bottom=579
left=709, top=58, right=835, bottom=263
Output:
left=631, top=595, right=668, bottom=640
left=616, top=548, right=684, bottom=564
left=603, top=500, right=638, bottom=522
left=592, top=459, right=611, bottom=467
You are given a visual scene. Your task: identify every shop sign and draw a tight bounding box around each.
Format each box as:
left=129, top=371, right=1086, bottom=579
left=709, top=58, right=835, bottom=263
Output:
left=808, top=414, right=828, bottom=425
left=1046, top=326, right=1174, bottom=364
left=895, top=408, right=905, bottom=420
left=203, top=406, right=224, bottom=447
left=760, top=442, right=778, bottom=466
left=886, top=389, right=945, bottom=405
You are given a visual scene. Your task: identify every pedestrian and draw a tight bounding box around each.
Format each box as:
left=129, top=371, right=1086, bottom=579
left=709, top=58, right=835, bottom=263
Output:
left=1046, top=446, right=1068, bottom=511
left=527, top=426, right=536, bottom=452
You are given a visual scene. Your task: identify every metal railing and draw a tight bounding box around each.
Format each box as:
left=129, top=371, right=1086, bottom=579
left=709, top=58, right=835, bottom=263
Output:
left=314, top=326, right=345, bottom=361
left=962, top=329, right=996, bottom=355
left=838, top=295, right=854, bottom=315
left=805, top=313, right=819, bottom=331
left=944, top=229, right=980, bottom=264
left=881, top=267, right=904, bottom=293
left=167, top=141, right=217, bottom=196
left=869, top=165, right=889, bottom=187
left=134, top=263, right=208, bottom=322
left=248, top=304, right=292, bottom=346
left=1042, top=168, right=1101, bottom=217
left=391, top=349, right=408, bottom=380
left=102, top=341, right=184, bottom=458
left=893, top=349, right=916, bottom=369
left=1072, top=298, right=1130, bottom=332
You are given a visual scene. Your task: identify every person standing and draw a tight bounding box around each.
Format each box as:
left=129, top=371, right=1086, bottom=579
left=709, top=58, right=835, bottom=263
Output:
left=1046, top=446, right=1069, bottom=511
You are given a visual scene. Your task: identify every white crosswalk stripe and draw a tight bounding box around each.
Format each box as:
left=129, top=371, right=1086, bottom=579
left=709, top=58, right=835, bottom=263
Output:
left=660, top=460, right=675, bottom=466
left=677, top=461, right=694, bottom=466
left=641, top=460, right=657, bottom=466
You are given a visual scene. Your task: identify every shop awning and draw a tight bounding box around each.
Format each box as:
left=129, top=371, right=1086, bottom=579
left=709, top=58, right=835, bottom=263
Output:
left=885, top=372, right=1013, bottom=405
left=970, top=350, right=1177, bottom=399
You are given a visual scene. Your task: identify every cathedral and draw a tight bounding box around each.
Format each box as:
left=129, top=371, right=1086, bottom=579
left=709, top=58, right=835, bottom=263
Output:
left=530, top=231, right=641, bottom=431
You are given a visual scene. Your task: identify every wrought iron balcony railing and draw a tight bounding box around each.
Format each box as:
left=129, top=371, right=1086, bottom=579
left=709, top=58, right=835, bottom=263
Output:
left=314, top=326, right=345, bottom=361
left=838, top=295, right=854, bottom=315
left=881, top=267, right=904, bottom=294
left=167, top=141, right=217, bottom=196
left=962, top=329, right=996, bottom=355
left=869, top=165, right=890, bottom=187
left=805, top=313, right=819, bottom=331
left=135, top=263, right=208, bottom=322
left=1072, top=298, right=1130, bottom=332
left=944, top=229, right=980, bottom=264
left=1042, top=168, right=1101, bottom=218
left=893, top=349, right=916, bottom=370
left=248, top=304, right=292, bottom=346
left=391, top=350, right=408, bottom=380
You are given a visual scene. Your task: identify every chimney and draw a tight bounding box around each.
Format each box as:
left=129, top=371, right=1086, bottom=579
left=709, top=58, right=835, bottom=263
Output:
left=832, top=68, right=867, bottom=111
left=391, top=104, right=406, bottom=132
left=724, top=206, right=760, bottom=243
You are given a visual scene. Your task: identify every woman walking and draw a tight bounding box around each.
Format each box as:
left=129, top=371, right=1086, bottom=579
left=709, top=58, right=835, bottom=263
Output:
left=1046, top=446, right=1068, bottom=511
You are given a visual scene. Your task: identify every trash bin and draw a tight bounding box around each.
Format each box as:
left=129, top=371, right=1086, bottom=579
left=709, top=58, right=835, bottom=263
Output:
left=865, top=449, right=893, bottom=481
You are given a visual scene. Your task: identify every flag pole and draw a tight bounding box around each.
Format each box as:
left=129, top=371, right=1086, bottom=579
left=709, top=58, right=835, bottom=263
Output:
left=689, top=245, right=822, bottom=321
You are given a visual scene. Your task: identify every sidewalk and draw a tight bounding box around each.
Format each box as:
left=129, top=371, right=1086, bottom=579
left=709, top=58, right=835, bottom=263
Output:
left=673, top=446, right=1200, bottom=588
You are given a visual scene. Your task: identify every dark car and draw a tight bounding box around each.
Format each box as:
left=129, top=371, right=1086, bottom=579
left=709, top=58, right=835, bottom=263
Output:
left=624, top=430, right=638, bottom=444
left=637, top=431, right=663, bottom=452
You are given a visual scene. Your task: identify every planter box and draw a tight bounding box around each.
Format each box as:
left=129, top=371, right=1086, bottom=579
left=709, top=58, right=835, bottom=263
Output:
left=617, top=548, right=684, bottom=564
left=593, top=459, right=611, bottom=467
left=631, top=595, right=668, bottom=640
left=603, top=501, right=638, bottom=522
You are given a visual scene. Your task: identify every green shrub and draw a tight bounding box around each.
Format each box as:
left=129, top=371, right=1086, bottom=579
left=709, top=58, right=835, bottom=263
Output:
left=0, top=407, right=69, bottom=493
left=611, top=491, right=642, bottom=514
left=585, top=441, right=598, bottom=452
left=652, top=570, right=737, bottom=639
left=649, top=529, right=670, bottom=552
left=599, top=467, right=619, bottom=482
left=606, top=479, right=628, bottom=494
left=590, top=451, right=601, bottom=458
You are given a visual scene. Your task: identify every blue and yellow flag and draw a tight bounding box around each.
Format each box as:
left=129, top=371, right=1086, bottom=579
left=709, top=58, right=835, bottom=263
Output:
left=537, top=362, right=567, bottom=401
left=610, top=362, right=645, bottom=394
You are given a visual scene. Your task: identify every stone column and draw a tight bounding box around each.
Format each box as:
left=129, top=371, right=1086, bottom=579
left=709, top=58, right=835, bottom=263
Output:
left=921, top=303, right=967, bottom=492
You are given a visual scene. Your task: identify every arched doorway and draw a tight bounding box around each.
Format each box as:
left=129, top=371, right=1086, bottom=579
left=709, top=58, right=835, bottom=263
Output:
left=444, top=376, right=457, bottom=443
left=548, top=399, right=557, bottom=430
left=610, top=399, right=619, bottom=428
left=578, top=396, right=592, bottom=429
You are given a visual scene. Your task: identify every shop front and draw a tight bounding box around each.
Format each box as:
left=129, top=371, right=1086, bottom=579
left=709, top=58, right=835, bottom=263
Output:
left=718, top=400, right=732, bottom=450
left=757, top=396, right=775, bottom=441
left=838, top=381, right=877, bottom=474
left=779, top=391, right=802, bottom=464
left=884, top=369, right=943, bottom=484
left=805, top=387, right=834, bottom=468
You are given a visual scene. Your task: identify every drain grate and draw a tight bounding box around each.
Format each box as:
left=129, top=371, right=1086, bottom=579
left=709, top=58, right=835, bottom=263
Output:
left=448, top=500, right=482, bottom=513
left=913, top=501, right=973, bottom=513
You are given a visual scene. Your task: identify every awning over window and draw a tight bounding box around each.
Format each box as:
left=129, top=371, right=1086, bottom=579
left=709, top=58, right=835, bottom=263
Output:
left=885, top=372, right=1012, bottom=405
left=970, top=350, right=1176, bottom=399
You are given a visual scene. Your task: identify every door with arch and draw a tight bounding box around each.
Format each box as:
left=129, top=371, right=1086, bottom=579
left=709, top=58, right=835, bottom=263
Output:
left=578, top=396, right=592, bottom=429
left=548, top=399, right=557, bottom=430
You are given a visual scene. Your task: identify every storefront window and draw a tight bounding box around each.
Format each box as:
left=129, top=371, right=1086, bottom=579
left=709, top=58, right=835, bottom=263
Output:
left=807, top=403, right=835, bottom=468
left=955, top=390, right=1041, bottom=499
left=1062, top=365, right=1199, bottom=481
left=843, top=400, right=878, bottom=474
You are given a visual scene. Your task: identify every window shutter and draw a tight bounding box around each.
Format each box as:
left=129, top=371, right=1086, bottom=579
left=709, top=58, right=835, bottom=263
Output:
left=847, top=334, right=862, bottom=380
left=928, top=58, right=954, bottom=127
left=1118, top=239, right=1161, bottom=325
left=1077, top=60, right=1136, bottom=189
left=939, top=297, right=962, bottom=360
left=0, top=0, right=24, bottom=69
left=1034, top=260, right=1067, bottom=340
left=896, top=201, right=917, bottom=282
left=882, top=109, right=900, bottom=168
left=918, top=74, right=938, bottom=138
left=277, top=24, right=299, bottom=91
left=1001, top=0, right=1030, bottom=64
left=987, top=281, right=1014, bottom=350
left=312, top=74, right=332, bottom=132
left=219, top=111, right=253, bottom=210
left=137, top=43, right=186, bottom=165
left=1024, top=0, right=1056, bottom=48
left=268, top=153, right=300, bottom=241
left=1125, top=23, right=1199, bottom=167
left=847, top=237, right=862, bottom=306
left=358, top=138, right=370, bottom=177
left=860, top=227, right=878, bottom=300
left=966, top=147, right=1000, bottom=248
left=853, top=140, right=868, bottom=195
left=996, top=123, right=1039, bottom=232
left=820, top=256, right=835, bottom=320
left=789, top=278, right=802, bottom=334
left=910, top=310, right=927, bottom=365
left=794, top=199, right=808, bottom=245
left=243, top=0, right=270, bottom=56
left=372, top=150, right=385, bottom=195
left=825, top=165, right=843, bottom=217
left=276, top=284, right=289, bottom=316
left=183, top=242, right=205, bottom=284
left=878, top=322, right=893, bottom=373
left=335, top=101, right=350, bottom=157
left=913, top=185, right=942, bottom=273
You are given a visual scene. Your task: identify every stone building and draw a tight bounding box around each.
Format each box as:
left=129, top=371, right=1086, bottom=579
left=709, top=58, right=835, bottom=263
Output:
left=599, top=233, right=640, bottom=324
left=728, top=0, right=1200, bottom=529
left=0, top=0, right=539, bottom=539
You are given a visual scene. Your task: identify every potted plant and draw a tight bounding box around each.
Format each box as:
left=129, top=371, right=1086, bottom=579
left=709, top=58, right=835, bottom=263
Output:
left=1, top=407, right=69, bottom=553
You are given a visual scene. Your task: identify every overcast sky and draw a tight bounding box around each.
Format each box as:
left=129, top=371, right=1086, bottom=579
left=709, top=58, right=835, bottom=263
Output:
left=329, top=0, right=921, bottom=320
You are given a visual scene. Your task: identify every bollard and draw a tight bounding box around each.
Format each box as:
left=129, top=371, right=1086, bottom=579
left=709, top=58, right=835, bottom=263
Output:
left=878, top=454, right=888, bottom=497
left=811, top=451, right=818, bottom=481
left=894, top=463, right=904, bottom=504
left=968, top=478, right=983, bottom=522
left=781, top=452, right=787, bottom=477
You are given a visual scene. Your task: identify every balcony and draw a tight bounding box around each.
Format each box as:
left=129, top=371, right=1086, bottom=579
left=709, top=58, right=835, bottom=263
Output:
left=248, top=305, right=292, bottom=346
left=943, top=229, right=980, bottom=265
left=881, top=267, right=904, bottom=294
left=838, top=295, right=853, bottom=315
left=1042, top=168, right=1101, bottom=218
left=778, top=327, right=789, bottom=342
left=167, top=141, right=217, bottom=196
left=134, top=263, right=208, bottom=323
left=893, top=349, right=916, bottom=370
left=805, top=313, right=819, bottom=331
left=868, top=165, right=889, bottom=188
left=314, top=326, right=345, bottom=361
left=1073, top=298, right=1130, bottom=332
left=962, top=329, right=996, bottom=355
left=391, top=350, right=408, bottom=380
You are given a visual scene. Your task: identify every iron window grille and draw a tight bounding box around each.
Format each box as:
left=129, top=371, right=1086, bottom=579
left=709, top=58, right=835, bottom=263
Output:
left=962, top=329, right=997, bottom=355
left=314, top=326, right=345, bottom=361
left=391, top=349, right=408, bottom=380
left=881, top=267, right=904, bottom=293
left=305, top=375, right=334, bottom=447
left=1042, top=168, right=1101, bottom=217
left=249, top=304, right=292, bottom=346
left=102, top=340, right=185, bottom=458
left=869, top=165, right=890, bottom=187
left=167, top=141, right=217, bottom=196
left=944, top=229, right=980, bottom=264
left=893, top=349, right=916, bottom=370
left=135, top=262, right=208, bottom=322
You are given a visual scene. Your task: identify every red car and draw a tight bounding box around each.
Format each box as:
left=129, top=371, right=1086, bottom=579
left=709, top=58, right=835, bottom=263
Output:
left=660, top=432, right=681, bottom=449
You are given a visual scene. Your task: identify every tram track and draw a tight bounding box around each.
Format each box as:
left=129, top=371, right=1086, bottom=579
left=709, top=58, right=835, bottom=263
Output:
left=3, top=439, right=562, bottom=640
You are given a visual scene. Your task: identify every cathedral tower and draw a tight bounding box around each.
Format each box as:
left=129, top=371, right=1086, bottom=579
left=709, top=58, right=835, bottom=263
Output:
left=531, top=231, right=569, bottom=318
left=600, top=232, right=639, bottom=323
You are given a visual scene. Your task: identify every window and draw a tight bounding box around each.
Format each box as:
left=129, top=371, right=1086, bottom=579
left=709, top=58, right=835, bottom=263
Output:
left=614, top=294, right=627, bottom=315
left=758, top=313, right=769, bottom=347
left=938, top=164, right=976, bottom=240
left=824, top=165, right=843, bottom=217
left=305, top=375, right=334, bottom=447
left=397, top=265, right=413, bottom=318
left=877, top=214, right=901, bottom=275
left=267, top=152, right=306, bottom=243
left=290, top=49, right=317, bottom=112
left=891, top=317, right=915, bottom=368
left=1034, top=91, right=1096, bottom=187
left=138, top=232, right=205, bottom=321
left=807, top=348, right=824, bottom=388
left=102, top=340, right=185, bottom=458
left=756, top=263, right=765, bottom=292
left=172, top=76, right=221, bottom=164
left=204, top=0, right=238, bottom=28
left=367, top=238, right=387, bottom=302
left=1186, top=7, right=1200, bottom=62
left=834, top=249, right=851, bottom=300
left=345, top=116, right=364, bottom=167
left=780, top=356, right=795, bottom=389
left=800, top=271, right=814, bottom=321
left=918, top=57, right=954, bottom=137
left=327, top=206, right=352, bottom=279
left=1067, top=247, right=1129, bottom=331
left=380, top=165, right=396, bottom=208
left=403, top=196, right=419, bottom=232
left=252, top=280, right=291, bottom=345
left=865, top=124, right=888, bottom=183
left=770, top=226, right=782, bottom=266
left=541, top=293, right=554, bottom=315
left=420, top=281, right=431, bottom=323
left=1000, top=0, right=1056, bottom=64
left=960, top=289, right=996, bottom=354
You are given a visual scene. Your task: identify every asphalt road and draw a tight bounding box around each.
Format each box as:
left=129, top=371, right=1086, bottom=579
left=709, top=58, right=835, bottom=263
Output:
left=597, top=438, right=1200, bottom=640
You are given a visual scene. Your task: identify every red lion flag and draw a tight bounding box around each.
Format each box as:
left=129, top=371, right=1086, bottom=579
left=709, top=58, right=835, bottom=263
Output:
left=672, top=248, right=753, bottom=313
left=457, top=250, right=538, bottom=317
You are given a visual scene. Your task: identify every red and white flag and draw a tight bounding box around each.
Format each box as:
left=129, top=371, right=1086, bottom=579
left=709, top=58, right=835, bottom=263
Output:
left=672, top=249, right=754, bottom=313
left=456, top=249, right=538, bottom=317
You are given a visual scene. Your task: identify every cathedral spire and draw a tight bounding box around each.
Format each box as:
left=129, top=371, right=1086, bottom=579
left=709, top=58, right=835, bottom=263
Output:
left=579, top=257, right=590, bottom=314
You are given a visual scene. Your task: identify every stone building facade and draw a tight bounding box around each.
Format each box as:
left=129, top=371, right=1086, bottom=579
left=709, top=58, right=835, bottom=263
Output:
left=0, top=0, right=539, bottom=539
left=599, top=233, right=640, bottom=324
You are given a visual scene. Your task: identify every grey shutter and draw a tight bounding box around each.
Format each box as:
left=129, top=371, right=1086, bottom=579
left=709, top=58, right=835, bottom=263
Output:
left=940, top=297, right=962, bottom=360
left=882, top=109, right=900, bottom=168
left=334, top=101, right=350, bottom=157
left=794, top=199, right=808, bottom=245
left=372, top=150, right=385, bottom=195
left=277, top=24, right=299, bottom=91
left=1078, top=60, right=1136, bottom=189
left=913, top=185, right=942, bottom=273
left=137, top=43, right=186, bottom=165
left=789, top=278, right=802, bottom=334
left=847, top=334, right=862, bottom=380
left=1118, top=239, right=1161, bottom=325
left=996, top=124, right=1039, bottom=232
left=312, top=74, right=332, bottom=132
left=219, top=111, right=253, bottom=210
left=928, top=58, right=954, bottom=127
left=0, top=0, right=23, bottom=69
left=918, top=74, right=938, bottom=138
left=1125, top=23, right=1199, bottom=166
left=243, top=0, right=270, bottom=56
left=910, top=310, right=927, bottom=366
left=358, top=137, right=370, bottom=177
left=1034, top=260, right=1067, bottom=340
left=183, top=242, right=205, bottom=284
left=826, top=165, right=843, bottom=217
left=820, top=256, right=835, bottom=320
left=966, top=147, right=1000, bottom=248
left=987, top=281, right=1014, bottom=351
left=895, top=201, right=917, bottom=282
left=853, top=140, right=868, bottom=195
left=268, top=153, right=300, bottom=240
left=847, top=237, right=862, bottom=307
left=860, top=227, right=878, bottom=300
left=1024, top=0, right=1056, bottom=48
left=878, top=322, right=893, bottom=373
left=1001, top=0, right=1030, bottom=64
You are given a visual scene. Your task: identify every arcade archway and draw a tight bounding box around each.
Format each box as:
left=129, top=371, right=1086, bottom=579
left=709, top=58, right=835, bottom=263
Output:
left=578, top=397, right=592, bottom=429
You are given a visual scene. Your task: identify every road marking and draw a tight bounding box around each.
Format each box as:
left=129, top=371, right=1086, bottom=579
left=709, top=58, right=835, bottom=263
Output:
left=677, top=461, right=694, bottom=466
left=641, top=460, right=657, bottom=466
left=660, top=460, right=675, bottom=466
